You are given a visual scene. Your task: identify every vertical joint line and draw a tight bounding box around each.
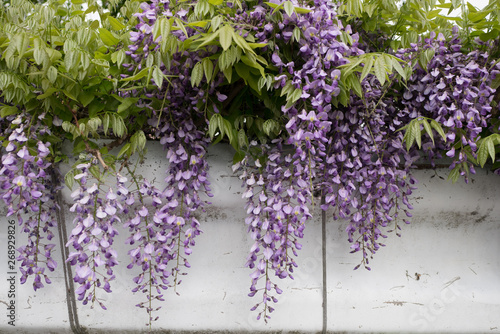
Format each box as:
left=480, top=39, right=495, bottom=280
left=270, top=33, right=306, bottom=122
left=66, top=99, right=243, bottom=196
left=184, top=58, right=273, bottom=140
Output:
left=53, top=170, right=84, bottom=334
left=321, top=195, right=327, bottom=334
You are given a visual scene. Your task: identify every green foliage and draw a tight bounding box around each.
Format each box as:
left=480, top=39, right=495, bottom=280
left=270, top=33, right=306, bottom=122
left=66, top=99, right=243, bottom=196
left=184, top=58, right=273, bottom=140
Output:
left=400, top=117, right=447, bottom=151
left=0, top=0, right=144, bottom=179
left=2, top=0, right=500, bottom=185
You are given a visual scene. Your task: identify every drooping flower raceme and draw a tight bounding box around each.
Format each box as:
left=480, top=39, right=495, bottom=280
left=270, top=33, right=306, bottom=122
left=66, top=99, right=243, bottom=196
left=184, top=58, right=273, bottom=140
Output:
left=123, top=0, right=215, bottom=324
left=398, top=29, right=497, bottom=182
left=234, top=141, right=311, bottom=321
left=0, top=113, right=59, bottom=291
left=65, top=161, right=120, bottom=310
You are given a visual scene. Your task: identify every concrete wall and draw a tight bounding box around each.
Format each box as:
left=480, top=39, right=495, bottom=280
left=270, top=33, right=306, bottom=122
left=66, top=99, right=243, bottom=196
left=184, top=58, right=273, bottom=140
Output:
left=1, top=144, right=499, bottom=333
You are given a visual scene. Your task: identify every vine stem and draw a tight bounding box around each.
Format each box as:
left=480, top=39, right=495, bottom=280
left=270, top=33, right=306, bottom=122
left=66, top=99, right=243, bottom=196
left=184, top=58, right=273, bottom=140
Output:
left=68, top=105, right=109, bottom=170
left=125, top=163, right=154, bottom=330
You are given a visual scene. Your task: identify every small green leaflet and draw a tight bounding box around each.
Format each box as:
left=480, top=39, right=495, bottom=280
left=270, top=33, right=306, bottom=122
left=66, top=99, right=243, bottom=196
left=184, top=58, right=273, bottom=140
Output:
left=360, top=55, right=373, bottom=81
left=98, top=28, right=120, bottom=46
left=284, top=1, right=294, bottom=16
left=264, top=1, right=311, bottom=14
left=477, top=135, right=498, bottom=168
left=209, top=114, right=222, bottom=139
left=0, top=106, right=19, bottom=117
left=117, top=97, right=139, bottom=114
left=219, top=25, right=234, bottom=51
left=374, top=56, right=386, bottom=85
left=121, top=68, right=149, bottom=82
left=202, top=58, right=214, bottom=82
left=152, top=66, right=164, bottom=89
left=191, top=62, right=204, bottom=87
left=108, top=16, right=126, bottom=31
left=47, top=66, right=57, bottom=83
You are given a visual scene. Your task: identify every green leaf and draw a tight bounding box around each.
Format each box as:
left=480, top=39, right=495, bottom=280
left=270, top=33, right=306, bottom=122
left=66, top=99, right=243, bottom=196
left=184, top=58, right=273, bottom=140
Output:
left=47, top=66, right=58, bottom=83
left=477, top=139, right=489, bottom=168
left=121, top=68, right=149, bottom=82
left=233, top=150, right=246, bottom=164
left=197, top=31, right=220, bottom=50
left=430, top=120, right=446, bottom=141
left=0, top=106, right=20, bottom=118
left=413, top=120, right=422, bottom=149
left=64, top=50, right=76, bottom=72
left=202, top=58, right=214, bottom=82
left=238, top=128, right=248, bottom=148
left=232, top=33, right=253, bottom=54
left=111, top=114, right=127, bottom=137
left=130, top=130, right=146, bottom=153
left=34, top=48, right=47, bottom=65
left=211, top=16, right=222, bottom=31
left=118, top=143, right=131, bottom=158
left=223, top=67, right=232, bottom=82
left=284, top=1, right=294, bottom=16
left=62, top=121, right=80, bottom=138
left=209, top=114, right=222, bottom=139
left=108, top=16, right=126, bottom=31
left=383, top=54, right=393, bottom=73
left=404, top=120, right=418, bottom=151
left=64, top=170, right=75, bottom=190
left=117, top=97, right=139, bottom=113
left=469, top=9, right=492, bottom=23
left=289, top=88, right=302, bottom=104
left=15, top=33, right=29, bottom=56
left=152, top=66, right=164, bottom=89
left=360, top=55, right=373, bottom=81
left=191, top=62, right=204, bottom=87
left=209, top=0, right=223, bottom=5
left=86, top=117, right=102, bottom=133
left=223, top=118, right=235, bottom=144
left=217, top=114, right=225, bottom=138
left=346, top=74, right=362, bottom=98
left=219, top=25, right=234, bottom=51
left=174, top=18, right=188, bottom=38
left=487, top=137, right=496, bottom=164
left=294, top=6, right=311, bottom=14
left=421, top=118, right=434, bottom=145
left=263, top=119, right=278, bottom=136
left=448, top=165, right=460, bottom=183
left=391, top=57, right=406, bottom=80
left=374, top=56, right=386, bottom=86
left=153, top=17, right=171, bottom=41
left=37, top=87, right=59, bottom=100
left=240, top=55, right=265, bottom=77
left=292, top=27, right=301, bottom=43
left=98, top=28, right=120, bottom=46
left=102, top=114, right=110, bottom=135
left=78, top=91, right=94, bottom=107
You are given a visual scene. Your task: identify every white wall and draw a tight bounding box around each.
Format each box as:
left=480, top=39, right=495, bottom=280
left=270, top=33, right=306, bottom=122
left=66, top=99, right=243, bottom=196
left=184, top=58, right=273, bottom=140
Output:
left=1, top=144, right=499, bottom=333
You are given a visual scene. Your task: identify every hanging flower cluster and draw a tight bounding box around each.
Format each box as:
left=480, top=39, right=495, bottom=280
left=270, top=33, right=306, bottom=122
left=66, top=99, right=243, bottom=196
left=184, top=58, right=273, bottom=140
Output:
left=0, top=113, right=59, bottom=290
left=121, top=0, right=216, bottom=324
left=319, top=76, right=419, bottom=269
left=234, top=140, right=311, bottom=321
left=397, top=29, right=499, bottom=181
left=65, top=161, right=120, bottom=309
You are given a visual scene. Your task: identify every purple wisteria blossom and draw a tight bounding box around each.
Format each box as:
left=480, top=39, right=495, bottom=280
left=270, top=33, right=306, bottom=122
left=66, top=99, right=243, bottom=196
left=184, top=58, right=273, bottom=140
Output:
left=123, top=0, right=215, bottom=325
left=66, top=161, right=120, bottom=310
left=234, top=141, right=311, bottom=321
left=397, top=29, right=497, bottom=182
left=0, top=113, right=59, bottom=290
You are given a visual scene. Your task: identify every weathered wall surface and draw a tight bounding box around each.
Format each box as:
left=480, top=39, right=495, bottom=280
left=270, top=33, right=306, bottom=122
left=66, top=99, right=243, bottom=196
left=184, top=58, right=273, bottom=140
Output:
left=1, top=144, right=499, bottom=333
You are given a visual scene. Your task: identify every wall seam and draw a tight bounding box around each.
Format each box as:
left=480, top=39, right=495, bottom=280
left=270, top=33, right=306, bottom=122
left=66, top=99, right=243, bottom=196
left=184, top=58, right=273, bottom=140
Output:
left=321, top=195, right=327, bottom=334
left=54, top=170, right=85, bottom=334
